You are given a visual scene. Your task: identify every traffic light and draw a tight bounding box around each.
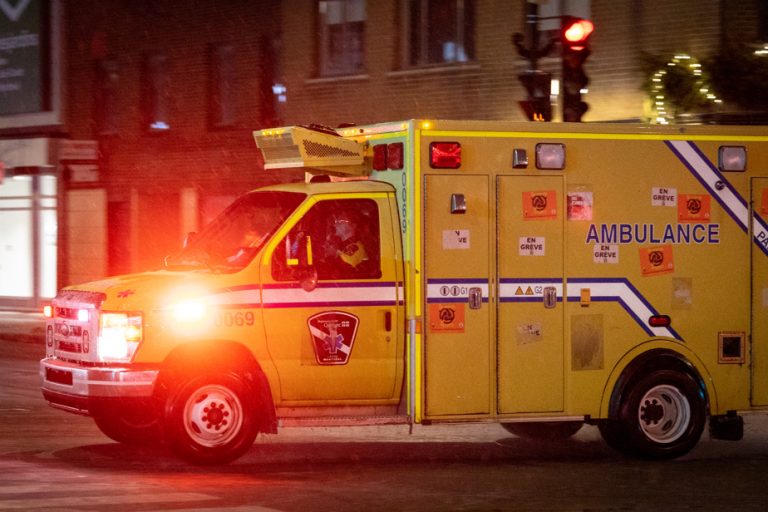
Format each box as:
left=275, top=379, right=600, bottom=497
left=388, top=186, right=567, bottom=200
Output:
left=561, top=17, right=593, bottom=122
left=518, top=70, right=552, bottom=122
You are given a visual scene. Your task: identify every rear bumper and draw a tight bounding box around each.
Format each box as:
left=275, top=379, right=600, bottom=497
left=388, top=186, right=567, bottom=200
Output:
left=40, top=357, right=158, bottom=415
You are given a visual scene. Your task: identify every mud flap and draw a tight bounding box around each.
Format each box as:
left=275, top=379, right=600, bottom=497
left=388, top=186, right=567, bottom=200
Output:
left=709, top=413, right=743, bottom=441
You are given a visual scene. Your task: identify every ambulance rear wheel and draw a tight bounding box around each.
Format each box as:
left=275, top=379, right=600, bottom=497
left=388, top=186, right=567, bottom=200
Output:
left=164, top=372, right=258, bottom=465
left=609, top=369, right=706, bottom=459
left=501, top=421, right=583, bottom=440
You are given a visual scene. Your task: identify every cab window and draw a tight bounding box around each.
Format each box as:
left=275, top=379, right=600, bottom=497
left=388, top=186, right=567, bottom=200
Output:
left=273, top=199, right=381, bottom=281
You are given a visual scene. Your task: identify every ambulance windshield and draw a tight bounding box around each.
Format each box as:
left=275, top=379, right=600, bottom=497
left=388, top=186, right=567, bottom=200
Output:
left=165, top=191, right=305, bottom=272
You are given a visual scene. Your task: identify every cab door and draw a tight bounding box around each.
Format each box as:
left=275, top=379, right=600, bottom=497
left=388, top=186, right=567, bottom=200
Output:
left=497, top=176, right=565, bottom=413
left=261, top=193, right=403, bottom=403
left=424, top=175, right=491, bottom=416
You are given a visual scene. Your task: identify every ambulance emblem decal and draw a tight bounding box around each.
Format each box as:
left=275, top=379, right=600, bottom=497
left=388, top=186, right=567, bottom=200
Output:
left=307, top=311, right=359, bottom=365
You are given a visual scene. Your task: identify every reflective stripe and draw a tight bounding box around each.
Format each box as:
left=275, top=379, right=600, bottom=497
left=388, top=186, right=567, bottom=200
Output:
left=499, top=278, right=563, bottom=303
left=263, top=282, right=403, bottom=308
left=208, top=287, right=261, bottom=308
left=666, top=140, right=768, bottom=256
left=426, top=278, right=489, bottom=303
left=566, top=278, right=679, bottom=339
left=497, top=278, right=679, bottom=340
left=207, top=282, right=403, bottom=309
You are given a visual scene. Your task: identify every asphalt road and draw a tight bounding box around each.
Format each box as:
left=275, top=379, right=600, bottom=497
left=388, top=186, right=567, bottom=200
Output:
left=2, top=317, right=768, bottom=510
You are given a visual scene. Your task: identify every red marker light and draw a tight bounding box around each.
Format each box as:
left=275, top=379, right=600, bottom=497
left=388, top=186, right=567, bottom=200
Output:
left=387, top=142, right=404, bottom=170
left=649, top=315, right=672, bottom=328
left=430, top=142, right=461, bottom=169
left=372, top=144, right=387, bottom=171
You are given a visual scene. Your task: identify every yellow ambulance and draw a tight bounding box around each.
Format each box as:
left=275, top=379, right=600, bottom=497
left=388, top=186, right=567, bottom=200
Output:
left=41, top=120, right=768, bottom=464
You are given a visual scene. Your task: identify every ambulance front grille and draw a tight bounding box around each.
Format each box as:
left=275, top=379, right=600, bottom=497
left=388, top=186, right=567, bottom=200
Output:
left=48, top=290, right=104, bottom=363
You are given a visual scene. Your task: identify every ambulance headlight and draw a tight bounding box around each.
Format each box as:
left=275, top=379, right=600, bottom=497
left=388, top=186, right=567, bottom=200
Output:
left=172, top=300, right=208, bottom=323
left=98, top=312, right=143, bottom=362
left=718, top=146, right=746, bottom=172
left=536, top=143, right=565, bottom=170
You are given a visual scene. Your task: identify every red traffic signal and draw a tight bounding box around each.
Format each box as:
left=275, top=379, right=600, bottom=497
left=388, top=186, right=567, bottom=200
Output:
left=562, top=17, right=594, bottom=51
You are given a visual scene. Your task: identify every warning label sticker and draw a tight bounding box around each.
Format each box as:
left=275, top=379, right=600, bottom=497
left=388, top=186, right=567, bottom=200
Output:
left=639, top=245, right=674, bottom=276
left=523, top=190, right=557, bottom=220
left=678, top=194, right=711, bottom=222
left=652, top=187, right=677, bottom=207
left=567, top=190, right=593, bottom=221
left=762, top=189, right=768, bottom=215
left=428, top=303, right=466, bottom=333
left=519, top=236, right=545, bottom=256
left=593, top=244, right=619, bottom=264
left=514, top=285, right=536, bottom=296
left=443, top=229, right=470, bottom=250
left=517, top=322, right=543, bottom=345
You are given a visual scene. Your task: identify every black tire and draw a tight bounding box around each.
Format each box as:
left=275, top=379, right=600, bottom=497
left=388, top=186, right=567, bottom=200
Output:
left=502, top=421, right=583, bottom=440
left=163, top=372, right=258, bottom=465
left=92, top=401, right=162, bottom=445
left=607, top=369, right=706, bottom=459
left=597, top=419, right=626, bottom=452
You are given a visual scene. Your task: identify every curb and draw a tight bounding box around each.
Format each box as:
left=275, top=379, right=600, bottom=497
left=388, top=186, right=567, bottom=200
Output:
left=0, top=312, right=46, bottom=344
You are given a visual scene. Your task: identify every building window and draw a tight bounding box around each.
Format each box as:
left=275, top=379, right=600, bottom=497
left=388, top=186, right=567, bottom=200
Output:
left=406, top=0, right=475, bottom=66
left=209, top=44, right=236, bottom=128
left=95, top=59, right=119, bottom=135
left=759, top=0, right=768, bottom=41
left=318, top=0, right=366, bottom=76
left=141, top=53, right=170, bottom=132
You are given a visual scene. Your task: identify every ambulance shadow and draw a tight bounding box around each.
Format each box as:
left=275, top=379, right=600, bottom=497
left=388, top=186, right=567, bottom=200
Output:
left=48, top=435, right=615, bottom=473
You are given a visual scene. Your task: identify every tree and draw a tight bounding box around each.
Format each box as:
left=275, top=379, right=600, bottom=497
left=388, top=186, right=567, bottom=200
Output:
left=706, top=44, right=768, bottom=111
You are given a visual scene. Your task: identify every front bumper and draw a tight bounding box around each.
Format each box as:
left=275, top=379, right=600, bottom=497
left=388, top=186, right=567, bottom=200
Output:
left=40, top=357, right=158, bottom=415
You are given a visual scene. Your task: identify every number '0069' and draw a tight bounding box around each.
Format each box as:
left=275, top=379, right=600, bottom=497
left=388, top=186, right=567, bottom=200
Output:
left=216, top=311, right=256, bottom=327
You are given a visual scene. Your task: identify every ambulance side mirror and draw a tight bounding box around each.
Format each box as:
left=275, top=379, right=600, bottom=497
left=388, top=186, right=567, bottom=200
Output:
left=299, top=267, right=318, bottom=292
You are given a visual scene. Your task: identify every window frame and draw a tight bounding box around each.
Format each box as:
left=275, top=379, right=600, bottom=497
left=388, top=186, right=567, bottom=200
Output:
left=317, top=0, right=367, bottom=77
left=403, top=0, right=476, bottom=68
left=208, top=43, right=237, bottom=129
left=140, top=52, right=170, bottom=133
left=272, top=198, right=382, bottom=282
left=95, top=58, right=119, bottom=136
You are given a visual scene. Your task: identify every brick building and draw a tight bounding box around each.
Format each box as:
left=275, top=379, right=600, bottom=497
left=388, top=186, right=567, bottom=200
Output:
left=0, top=0, right=766, bottom=309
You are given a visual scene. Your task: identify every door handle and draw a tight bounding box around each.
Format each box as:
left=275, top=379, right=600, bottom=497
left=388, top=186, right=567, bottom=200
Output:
left=468, top=287, right=483, bottom=309
left=543, top=286, right=557, bottom=309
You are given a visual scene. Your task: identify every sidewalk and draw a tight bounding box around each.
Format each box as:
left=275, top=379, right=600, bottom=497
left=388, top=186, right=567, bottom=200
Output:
left=0, top=311, right=45, bottom=344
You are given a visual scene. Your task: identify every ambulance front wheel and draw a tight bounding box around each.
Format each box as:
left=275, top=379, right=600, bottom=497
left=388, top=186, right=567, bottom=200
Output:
left=92, top=400, right=162, bottom=445
left=163, top=372, right=258, bottom=465
left=603, top=369, right=706, bottom=459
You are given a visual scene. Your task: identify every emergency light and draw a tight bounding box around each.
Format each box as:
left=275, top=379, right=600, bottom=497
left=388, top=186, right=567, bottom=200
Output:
left=429, top=142, right=462, bottom=169
left=372, top=143, right=404, bottom=171
left=536, top=143, right=565, bottom=169
left=718, top=146, right=746, bottom=171
left=254, top=125, right=366, bottom=175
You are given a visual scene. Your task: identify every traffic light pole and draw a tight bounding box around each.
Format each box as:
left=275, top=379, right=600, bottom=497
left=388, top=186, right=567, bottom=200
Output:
left=513, top=3, right=555, bottom=121
left=514, top=9, right=593, bottom=122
